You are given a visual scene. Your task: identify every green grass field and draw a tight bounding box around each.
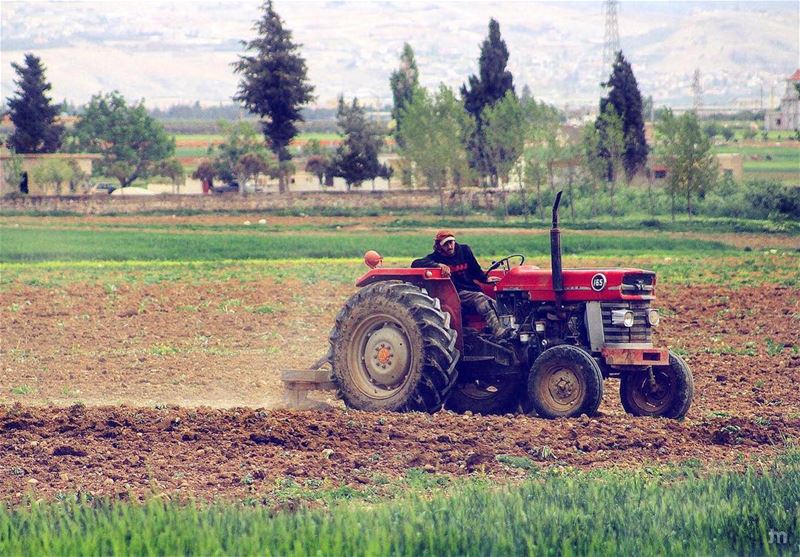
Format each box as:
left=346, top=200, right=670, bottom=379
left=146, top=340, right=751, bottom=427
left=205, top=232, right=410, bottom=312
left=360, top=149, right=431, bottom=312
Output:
left=2, top=251, right=796, bottom=289
left=2, top=454, right=798, bottom=557
left=386, top=214, right=800, bottom=235
left=1, top=223, right=797, bottom=288
left=173, top=133, right=224, bottom=143
left=0, top=226, right=734, bottom=263
left=173, top=132, right=344, bottom=165
left=731, top=130, right=796, bottom=141
left=174, top=145, right=213, bottom=158
left=712, top=143, right=799, bottom=184
left=292, top=131, right=343, bottom=142
left=173, top=132, right=341, bottom=144
left=173, top=131, right=344, bottom=171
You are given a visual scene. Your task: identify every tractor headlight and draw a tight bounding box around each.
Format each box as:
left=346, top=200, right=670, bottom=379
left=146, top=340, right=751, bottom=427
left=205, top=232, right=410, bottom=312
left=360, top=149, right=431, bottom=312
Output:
left=623, top=312, right=635, bottom=328
left=647, top=309, right=660, bottom=327
left=612, top=309, right=635, bottom=328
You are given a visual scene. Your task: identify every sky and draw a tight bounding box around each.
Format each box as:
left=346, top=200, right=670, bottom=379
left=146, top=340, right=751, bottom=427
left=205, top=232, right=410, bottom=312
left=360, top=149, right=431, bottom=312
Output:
left=1, top=0, right=798, bottom=109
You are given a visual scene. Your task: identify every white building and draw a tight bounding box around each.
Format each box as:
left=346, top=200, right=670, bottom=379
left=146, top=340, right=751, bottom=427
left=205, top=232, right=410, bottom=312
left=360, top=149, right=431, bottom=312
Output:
left=765, top=69, right=800, bottom=131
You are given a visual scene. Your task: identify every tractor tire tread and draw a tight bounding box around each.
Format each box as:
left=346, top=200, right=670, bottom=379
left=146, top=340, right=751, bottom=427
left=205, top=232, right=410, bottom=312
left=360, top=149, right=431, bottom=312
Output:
left=329, top=281, right=459, bottom=413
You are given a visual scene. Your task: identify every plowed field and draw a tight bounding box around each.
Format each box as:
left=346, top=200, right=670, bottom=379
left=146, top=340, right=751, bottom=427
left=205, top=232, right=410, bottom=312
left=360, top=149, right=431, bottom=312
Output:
left=2, top=278, right=799, bottom=502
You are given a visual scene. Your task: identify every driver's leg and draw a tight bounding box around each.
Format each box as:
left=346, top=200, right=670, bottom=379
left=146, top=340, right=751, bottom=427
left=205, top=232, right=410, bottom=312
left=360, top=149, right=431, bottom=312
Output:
left=459, top=291, right=513, bottom=339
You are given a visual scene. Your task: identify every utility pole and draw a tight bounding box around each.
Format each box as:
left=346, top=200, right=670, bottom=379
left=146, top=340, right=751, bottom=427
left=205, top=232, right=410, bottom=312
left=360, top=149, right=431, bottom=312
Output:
left=601, top=0, right=620, bottom=84
left=692, top=69, right=703, bottom=114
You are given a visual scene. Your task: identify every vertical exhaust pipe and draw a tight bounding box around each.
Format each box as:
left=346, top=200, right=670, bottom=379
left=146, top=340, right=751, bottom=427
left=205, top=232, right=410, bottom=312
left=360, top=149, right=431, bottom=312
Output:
left=551, top=191, right=564, bottom=307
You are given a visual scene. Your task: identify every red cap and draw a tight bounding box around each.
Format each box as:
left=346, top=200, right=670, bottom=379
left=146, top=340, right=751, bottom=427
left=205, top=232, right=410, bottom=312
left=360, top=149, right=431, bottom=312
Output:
left=435, top=230, right=455, bottom=245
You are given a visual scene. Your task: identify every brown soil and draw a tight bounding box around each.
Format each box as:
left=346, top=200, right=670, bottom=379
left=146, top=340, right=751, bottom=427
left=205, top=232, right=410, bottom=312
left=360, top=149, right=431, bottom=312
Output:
left=1, top=281, right=799, bottom=501
left=1, top=405, right=796, bottom=502
left=175, top=139, right=222, bottom=148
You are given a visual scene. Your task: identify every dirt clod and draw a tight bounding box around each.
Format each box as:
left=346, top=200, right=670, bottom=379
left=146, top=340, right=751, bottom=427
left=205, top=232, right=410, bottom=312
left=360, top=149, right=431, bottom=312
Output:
left=52, top=446, right=88, bottom=457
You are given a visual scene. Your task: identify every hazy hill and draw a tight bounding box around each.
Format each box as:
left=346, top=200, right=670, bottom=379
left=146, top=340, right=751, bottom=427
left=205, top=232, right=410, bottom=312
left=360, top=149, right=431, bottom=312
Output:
left=1, top=1, right=797, bottom=109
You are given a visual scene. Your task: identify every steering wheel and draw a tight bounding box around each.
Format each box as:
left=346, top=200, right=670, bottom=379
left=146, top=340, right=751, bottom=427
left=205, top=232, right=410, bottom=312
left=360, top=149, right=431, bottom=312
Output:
left=487, top=254, right=525, bottom=273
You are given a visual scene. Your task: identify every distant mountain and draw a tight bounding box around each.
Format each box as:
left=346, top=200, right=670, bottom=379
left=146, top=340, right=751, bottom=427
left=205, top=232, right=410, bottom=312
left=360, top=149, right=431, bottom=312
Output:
left=1, top=1, right=797, bottom=110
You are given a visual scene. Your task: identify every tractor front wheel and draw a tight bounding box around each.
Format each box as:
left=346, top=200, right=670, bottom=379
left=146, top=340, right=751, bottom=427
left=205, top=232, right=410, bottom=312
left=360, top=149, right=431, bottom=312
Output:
left=526, top=345, right=604, bottom=419
left=619, top=351, right=694, bottom=419
left=329, top=281, right=459, bottom=412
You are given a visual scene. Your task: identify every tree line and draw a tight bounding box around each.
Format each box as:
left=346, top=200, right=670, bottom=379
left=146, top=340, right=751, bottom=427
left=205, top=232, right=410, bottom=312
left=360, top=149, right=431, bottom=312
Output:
left=3, top=53, right=183, bottom=193
left=5, top=0, right=784, bottom=218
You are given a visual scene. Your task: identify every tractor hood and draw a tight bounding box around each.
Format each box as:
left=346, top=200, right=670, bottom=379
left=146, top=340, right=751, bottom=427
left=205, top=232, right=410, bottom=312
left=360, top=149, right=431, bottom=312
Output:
left=495, top=266, right=657, bottom=302
left=356, top=266, right=657, bottom=302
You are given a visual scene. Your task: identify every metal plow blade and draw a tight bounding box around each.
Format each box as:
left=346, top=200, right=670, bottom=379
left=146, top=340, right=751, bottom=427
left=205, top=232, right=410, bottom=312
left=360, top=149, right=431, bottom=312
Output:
left=280, top=355, right=336, bottom=409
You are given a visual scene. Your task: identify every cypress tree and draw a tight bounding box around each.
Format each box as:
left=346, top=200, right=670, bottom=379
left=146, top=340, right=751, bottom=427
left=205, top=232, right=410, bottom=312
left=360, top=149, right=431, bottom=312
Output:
left=389, top=43, right=420, bottom=143
left=460, top=18, right=515, bottom=186
left=234, top=0, right=315, bottom=193
left=597, top=51, right=648, bottom=181
left=5, top=53, right=64, bottom=153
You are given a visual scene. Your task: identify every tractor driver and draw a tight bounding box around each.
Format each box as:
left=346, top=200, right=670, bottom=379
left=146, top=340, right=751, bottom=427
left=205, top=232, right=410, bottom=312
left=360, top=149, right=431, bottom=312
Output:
left=411, top=230, right=514, bottom=340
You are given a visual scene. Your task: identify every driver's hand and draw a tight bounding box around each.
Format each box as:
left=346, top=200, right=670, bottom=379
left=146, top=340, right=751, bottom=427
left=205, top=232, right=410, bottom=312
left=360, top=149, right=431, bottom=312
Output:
left=438, top=264, right=451, bottom=278
left=487, top=276, right=501, bottom=283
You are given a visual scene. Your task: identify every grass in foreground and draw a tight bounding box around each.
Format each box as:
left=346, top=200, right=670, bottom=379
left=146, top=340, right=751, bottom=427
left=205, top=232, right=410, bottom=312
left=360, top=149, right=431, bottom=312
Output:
left=1, top=456, right=798, bottom=557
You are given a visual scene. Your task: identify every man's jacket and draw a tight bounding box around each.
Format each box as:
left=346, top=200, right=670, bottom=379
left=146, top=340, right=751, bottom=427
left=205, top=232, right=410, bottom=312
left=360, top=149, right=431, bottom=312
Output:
left=411, top=243, right=488, bottom=293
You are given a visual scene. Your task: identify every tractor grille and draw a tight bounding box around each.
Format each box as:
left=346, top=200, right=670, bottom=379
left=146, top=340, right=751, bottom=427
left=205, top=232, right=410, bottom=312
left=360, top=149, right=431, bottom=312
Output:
left=601, top=301, right=652, bottom=344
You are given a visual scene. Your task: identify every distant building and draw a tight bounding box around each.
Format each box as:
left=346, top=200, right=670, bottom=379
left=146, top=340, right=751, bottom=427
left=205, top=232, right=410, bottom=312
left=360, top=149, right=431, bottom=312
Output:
left=0, top=152, right=100, bottom=196
left=715, top=153, right=744, bottom=180
left=650, top=153, right=743, bottom=182
left=765, top=69, right=800, bottom=131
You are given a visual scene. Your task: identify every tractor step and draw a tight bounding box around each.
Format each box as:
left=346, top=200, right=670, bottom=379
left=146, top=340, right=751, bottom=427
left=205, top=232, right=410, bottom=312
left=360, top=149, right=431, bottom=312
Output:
left=280, top=361, right=336, bottom=409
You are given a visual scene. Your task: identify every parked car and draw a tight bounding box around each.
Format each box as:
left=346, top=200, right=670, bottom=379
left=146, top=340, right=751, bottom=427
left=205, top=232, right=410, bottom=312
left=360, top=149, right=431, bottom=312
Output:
left=90, top=182, right=117, bottom=194
left=110, top=187, right=156, bottom=196
left=211, top=181, right=240, bottom=193
left=212, top=181, right=263, bottom=194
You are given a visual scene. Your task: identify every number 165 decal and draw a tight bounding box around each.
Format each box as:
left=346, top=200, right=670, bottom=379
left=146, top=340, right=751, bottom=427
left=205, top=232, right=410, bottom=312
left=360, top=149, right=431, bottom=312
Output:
left=591, top=273, right=607, bottom=292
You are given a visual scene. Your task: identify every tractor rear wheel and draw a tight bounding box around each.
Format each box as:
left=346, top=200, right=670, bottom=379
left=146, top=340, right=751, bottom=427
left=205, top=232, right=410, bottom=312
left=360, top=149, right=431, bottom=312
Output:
left=445, top=376, right=522, bottom=415
left=329, top=281, right=459, bottom=412
left=526, top=345, right=604, bottom=419
left=619, top=351, right=694, bottom=419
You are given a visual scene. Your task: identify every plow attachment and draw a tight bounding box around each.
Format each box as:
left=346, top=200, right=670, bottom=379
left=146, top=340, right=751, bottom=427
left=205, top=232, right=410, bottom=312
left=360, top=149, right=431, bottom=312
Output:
left=280, top=355, right=336, bottom=409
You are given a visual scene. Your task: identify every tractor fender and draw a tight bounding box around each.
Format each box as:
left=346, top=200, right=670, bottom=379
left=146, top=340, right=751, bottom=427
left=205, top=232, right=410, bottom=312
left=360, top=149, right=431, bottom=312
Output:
left=356, top=268, right=463, bottom=351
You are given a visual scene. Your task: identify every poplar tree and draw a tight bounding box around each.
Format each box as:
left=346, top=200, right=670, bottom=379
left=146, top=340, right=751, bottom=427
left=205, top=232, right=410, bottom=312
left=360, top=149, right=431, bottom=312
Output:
left=657, top=109, right=718, bottom=220
left=398, top=85, right=475, bottom=214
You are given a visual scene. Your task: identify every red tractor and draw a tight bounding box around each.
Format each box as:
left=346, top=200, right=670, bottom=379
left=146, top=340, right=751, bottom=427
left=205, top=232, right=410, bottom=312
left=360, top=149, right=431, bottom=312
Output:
left=328, top=193, right=693, bottom=419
